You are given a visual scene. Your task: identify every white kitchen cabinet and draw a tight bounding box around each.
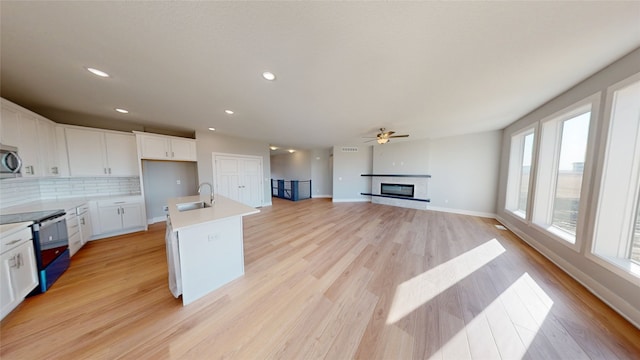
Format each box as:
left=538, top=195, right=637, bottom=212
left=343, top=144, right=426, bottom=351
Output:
left=135, top=132, right=196, bottom=161
left=92, top=197, right=144, bottom=236
left=65, top=127, right=138, bottom=177
left=36, top=118, right=60, bottom=177
left=55, top=126, right=70, bottom=177
left=1, top=99, right=59, bottom=178
left=1, top=226, right=38, bottom=320
left=0, top=102, right=21, bottom=147
left=78, top=204, right=92, bottom=245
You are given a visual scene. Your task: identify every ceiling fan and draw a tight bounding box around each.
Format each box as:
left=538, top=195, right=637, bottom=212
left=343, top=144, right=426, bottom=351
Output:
left=364, top=128, right=410, bottom=144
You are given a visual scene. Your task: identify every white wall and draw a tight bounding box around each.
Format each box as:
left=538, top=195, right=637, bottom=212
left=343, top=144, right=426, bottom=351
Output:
left=369, top=132, right=502, bottom=216
left=270, top=150, right=311, bottom=180
left=332, top=145, right=372, bottom=202
left=496, top=48, right=640, bottom=327
left=195, top=131, right=272, bottom=206
left=311, top=148, right=332, bottom=197
left=429, top=131, right=502, bottom=217
left=141, top=160, right=198, bottom=222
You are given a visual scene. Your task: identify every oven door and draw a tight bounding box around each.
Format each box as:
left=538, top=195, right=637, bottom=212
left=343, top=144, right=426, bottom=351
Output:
left=37, top=217, right=69, bottom=268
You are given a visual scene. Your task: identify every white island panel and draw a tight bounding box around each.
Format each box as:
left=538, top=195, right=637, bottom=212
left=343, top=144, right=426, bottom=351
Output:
left=177, top=216, right=244, bottom=305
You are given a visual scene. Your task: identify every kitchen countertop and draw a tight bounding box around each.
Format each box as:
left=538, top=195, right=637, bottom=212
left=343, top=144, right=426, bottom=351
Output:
left=167, top=194, right=259, bottom=232
left=0, top=221, right=34, bottom=238
left=0, top=194, right=143, bottom=215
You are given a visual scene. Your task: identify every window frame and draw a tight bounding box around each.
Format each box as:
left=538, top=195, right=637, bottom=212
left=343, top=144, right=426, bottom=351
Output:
left=587, top=73, right=640, bottom=285
left=531, top=94, right=600, bottom=251
left=505, top=126, right=537, bottom=221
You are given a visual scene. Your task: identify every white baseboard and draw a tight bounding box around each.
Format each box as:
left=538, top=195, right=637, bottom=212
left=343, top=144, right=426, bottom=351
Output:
left=260, top=201, right=273, bottom=207
left=312, top=194, right=332, bottom=198
left=147, top=216, right=166, bottom=225
left=429, top=205, right=496, bottom=219
left=332, top=198, right=370, bottom=203
left=496, top=215, right=640, bottom=330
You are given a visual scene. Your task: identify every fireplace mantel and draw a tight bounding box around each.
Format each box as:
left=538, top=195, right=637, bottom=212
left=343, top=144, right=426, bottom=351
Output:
left=361, top=174, right=431, bottom=178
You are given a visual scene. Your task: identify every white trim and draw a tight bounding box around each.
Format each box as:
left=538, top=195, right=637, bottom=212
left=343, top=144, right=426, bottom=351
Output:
left=147, top=216, right=166, bottom=225
left=429, top=206, right=496, bottom=219
left=332, top=198, right=370, bottom=203
left=311, top=194, right=332, bottom=198
left=497, top=215, right=640, bottom=330
left=259, top=201, right=272, bottom=207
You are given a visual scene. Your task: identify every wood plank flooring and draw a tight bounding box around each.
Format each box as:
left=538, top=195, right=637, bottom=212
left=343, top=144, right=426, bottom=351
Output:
left=1, top=198, right=639, bottom=359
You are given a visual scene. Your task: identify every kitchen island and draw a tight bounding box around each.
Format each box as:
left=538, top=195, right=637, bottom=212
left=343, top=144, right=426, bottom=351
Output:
left=166, top=194, right=259, bottom=305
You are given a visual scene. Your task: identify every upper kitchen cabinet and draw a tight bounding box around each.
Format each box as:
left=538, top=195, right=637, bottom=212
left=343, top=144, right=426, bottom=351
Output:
left=134, top=132, right=197, bottom=162
left=65, top=127, right=138, bottom=177
left=1, top=98, right=60, bottom=177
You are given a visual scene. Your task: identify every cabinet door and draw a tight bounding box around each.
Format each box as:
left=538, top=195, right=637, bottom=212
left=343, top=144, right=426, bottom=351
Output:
left=18, top=113, right=40, bottom=177
left=11, top=242, right=38, bottom=299
left=139, top=135, right=169, bottom=160
left=37, top=119, right=59, bottom=176
left=65, top=127, right=107, bottom=176
left=170, top=138, right=196, bottom=161
left=0, top=105, right=20, bottom=147
left=54, top=126, right=70, bottom=177
left=0, top=251, right=17, bottom=319
left=121, top=203, right=143, bottom=229
left=98, top=205, right=123, bottom=233
left=79, top=213, right=92, bottom=245
left=68, top=231, right=82, bottom=257
left=104, top=133, right=138, bottom=176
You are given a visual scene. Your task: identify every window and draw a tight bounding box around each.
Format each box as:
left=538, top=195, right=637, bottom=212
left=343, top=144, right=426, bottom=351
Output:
left=592, top=74, right=640, bottom=278
left=505, top=128, right=535, bottom=218
left=532, top=98, right=595, bottom=245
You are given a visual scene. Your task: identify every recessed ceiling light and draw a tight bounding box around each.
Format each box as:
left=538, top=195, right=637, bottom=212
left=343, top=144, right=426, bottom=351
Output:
left=288, top=149, right=295, bottom=153
left=87, top=67, right=110, bottom=78
left=262, top=71, right=276, bottom=81
left=269, top=146, right=278, bottom=151
left=115, top=108, right=129, bottom=114
left=225, top=110, right=234, bottom=115
left=208, top=127, right=216, bottom=131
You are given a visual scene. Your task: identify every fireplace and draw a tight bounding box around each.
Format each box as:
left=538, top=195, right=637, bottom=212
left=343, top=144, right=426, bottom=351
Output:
left=381, top=183, right=414, bottom=198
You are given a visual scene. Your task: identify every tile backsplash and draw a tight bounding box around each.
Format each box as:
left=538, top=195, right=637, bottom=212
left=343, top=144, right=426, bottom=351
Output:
left=0, top=177, right=141, bottom=209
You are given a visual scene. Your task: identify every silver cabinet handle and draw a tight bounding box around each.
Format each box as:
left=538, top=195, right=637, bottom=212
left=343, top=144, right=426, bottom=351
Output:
left=172, top=151, right=175, bottom=157
left=52, top=166, right=59, bottom=175
left=108, top=168, right=112, bottom=174
left=165, top=151, right=169, bottom=157
left=5, top=239, right=22, bottom=246
left=9, top=255, right=17, bottom=268
left=80, top=217, right=85, bottom=225
left=17, top=253, right=23, bottom=268
left=104, top=168, right=107, bottom=174
left=121, top=207, right=125, bottom=214
left=117, top=208, right=121, bottom=215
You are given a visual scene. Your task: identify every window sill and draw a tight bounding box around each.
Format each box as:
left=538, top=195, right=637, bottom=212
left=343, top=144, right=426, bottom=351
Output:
left=588, top=253, right=640, bottom=287
left=532, top=222, right=580, bottom=251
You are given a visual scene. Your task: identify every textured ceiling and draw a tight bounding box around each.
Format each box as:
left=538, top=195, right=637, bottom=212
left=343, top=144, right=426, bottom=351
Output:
left=1, top=1, right=639, bottom=150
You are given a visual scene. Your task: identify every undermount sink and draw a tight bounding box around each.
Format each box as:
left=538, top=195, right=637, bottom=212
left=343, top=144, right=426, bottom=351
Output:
left=176, top=201, right=211, bottom=212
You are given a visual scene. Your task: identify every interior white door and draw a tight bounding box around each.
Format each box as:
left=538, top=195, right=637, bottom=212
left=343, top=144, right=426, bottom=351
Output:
left=214, top=154, right=263, bottom=207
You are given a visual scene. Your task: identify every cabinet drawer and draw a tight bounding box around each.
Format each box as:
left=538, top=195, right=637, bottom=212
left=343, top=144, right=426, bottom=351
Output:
left=68, top=232, right=82, bottom=257
left=1, top=228, right=32, bottom=253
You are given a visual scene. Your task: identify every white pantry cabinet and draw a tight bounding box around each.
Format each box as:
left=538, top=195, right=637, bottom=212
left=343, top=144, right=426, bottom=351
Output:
left=65, top=127, right=138, bottom=177
left=91, top=197, right=144, bottom=236
left=135, top=132, right=196, bottom=161
left=1, top=226, right=38, bottom=320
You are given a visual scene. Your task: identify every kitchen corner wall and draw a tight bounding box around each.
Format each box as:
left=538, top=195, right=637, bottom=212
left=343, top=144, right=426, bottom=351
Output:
left=0, top=177, right=141, bottom=209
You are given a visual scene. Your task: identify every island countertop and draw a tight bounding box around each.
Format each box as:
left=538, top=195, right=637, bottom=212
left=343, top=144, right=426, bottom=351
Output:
left=167, top=194, right=259, bottom=231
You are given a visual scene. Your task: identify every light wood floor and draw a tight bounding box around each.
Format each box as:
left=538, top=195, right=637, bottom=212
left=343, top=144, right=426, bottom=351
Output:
left=1, top=198, right=639, bottom=359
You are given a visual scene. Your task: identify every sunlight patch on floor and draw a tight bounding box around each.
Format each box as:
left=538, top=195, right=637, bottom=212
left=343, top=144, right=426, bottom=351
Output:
left=387, top=238, right=506, bottom=324
left=438, top=272, right=553, bottom=359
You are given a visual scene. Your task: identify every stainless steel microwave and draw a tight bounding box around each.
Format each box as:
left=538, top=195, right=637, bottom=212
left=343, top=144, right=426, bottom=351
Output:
left=0, top=144, right=22, bottom=179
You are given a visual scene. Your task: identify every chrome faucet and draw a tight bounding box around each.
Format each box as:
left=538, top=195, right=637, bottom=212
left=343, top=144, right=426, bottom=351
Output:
left=198, top=182, right=214, bottom=204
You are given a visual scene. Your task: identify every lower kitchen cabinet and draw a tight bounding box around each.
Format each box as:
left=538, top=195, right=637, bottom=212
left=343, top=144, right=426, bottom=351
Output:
left=1, top=227, right=38, bottom=320
left=91, top=197, right=144, bottom=237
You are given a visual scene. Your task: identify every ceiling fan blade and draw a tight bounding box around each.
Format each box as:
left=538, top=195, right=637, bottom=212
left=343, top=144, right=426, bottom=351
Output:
left=389, top=134, right=409, bottom=138
left=364, top=139, right=378, bottom=143
left=385, top=131, right=396, bottom=136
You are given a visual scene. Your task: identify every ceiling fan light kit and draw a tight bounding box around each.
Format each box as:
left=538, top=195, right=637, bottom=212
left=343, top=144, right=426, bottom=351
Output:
left=366, top=128, right=409, bottom=144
